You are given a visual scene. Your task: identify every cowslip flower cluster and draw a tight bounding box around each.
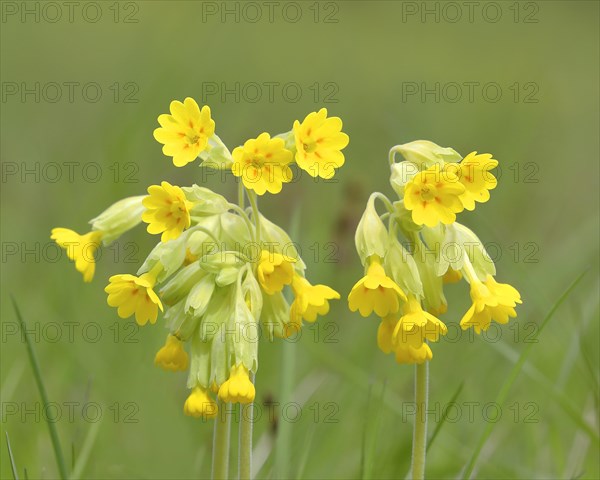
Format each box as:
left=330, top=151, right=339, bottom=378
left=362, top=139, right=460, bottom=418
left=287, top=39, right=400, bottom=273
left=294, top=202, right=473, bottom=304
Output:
left=51, top=98, right=347, bottom=419
left=348, top=140, right=521, bottom=364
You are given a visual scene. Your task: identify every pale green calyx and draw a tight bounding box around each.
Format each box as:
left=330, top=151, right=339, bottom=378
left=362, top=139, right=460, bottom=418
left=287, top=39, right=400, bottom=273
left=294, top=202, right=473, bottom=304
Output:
left=90, top=195, right=146, bottom=244
left=355, top=193, right=389, bottom=264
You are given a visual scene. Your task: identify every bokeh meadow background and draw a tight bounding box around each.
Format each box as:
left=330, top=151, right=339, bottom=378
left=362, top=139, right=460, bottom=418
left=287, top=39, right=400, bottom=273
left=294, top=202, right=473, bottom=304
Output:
left=1, top=1, right=599, bottom=478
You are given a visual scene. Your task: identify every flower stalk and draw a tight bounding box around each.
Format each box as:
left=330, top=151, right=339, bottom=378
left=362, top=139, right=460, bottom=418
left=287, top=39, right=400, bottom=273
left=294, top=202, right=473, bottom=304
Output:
left=212, top=400, right=231, bottom=480
left=411, top=362, right=429, bottom=480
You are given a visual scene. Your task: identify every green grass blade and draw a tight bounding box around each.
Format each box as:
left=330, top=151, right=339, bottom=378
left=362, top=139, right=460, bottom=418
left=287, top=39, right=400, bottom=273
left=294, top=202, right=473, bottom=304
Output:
left=10, top=296, right=69, bottom=480
left=295, top=423, right=316, bottom=479
left=461, top=270, right=588, bottom=479
left=274, top=207, right=302, bottom=479
left=427, top=381, right=464, bottom=453
left=5, top=432, right=20, bottom=480
left=362, top=382, right=386, bottom=479
left=70, top=420, right=102, bottom=479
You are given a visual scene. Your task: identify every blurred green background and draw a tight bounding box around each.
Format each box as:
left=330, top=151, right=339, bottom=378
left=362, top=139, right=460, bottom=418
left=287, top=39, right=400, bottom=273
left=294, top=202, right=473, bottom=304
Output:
left=1, top=1, right=598, bottom=479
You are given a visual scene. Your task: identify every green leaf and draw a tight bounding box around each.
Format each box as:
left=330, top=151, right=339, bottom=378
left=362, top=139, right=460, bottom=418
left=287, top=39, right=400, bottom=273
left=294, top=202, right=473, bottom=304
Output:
left=5, top=432, right=19, bottom=480
left=10, top=296, right=68, bottom=480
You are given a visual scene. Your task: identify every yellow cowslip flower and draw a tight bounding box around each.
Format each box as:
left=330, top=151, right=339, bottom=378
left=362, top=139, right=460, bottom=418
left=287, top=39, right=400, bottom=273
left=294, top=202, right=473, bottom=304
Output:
left=105, top=271, right=164, bottom=326
left=257, top=250, right=295, bottom=295
left=153, top=98, right=215, bottom=167
left=293, top=108, right=349, bottom=179
left=142, top=181, right=193, bottom=243
left=404, top=164, right=465, bottom=227
left=348, top=256, right=407, bottom=317
left=392, top=295, right=448, bottom=364
left=218, top=364, right=255, bottom=404
left=290, top=275, right=340, bottom=323
left=50, top=228, right=103, bottom=283
left=460, top=275, right=522, bottom=333
left=447, top=152, right=498, bottom=211
left=443, top=268, right=463, bottom=284
left=184, top=385, right=218, bottom=419
left=377, top=315, right=397, bottom=354
left=231, top=133, right=293, bottom=195
left=154, top=334, right=189, bottom=371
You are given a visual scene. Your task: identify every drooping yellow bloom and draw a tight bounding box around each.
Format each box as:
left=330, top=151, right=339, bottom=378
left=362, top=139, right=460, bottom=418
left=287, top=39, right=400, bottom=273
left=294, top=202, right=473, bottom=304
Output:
left=443, top=268, right=463, bottom=284
left=404, top=164, right=465, bottom=227
left=231, top=133, right=293, bottom=195
left=142, top=181, right=193, bottom=242
left=348, top=256, right=407, bottom=317
left=153, top=98, right=215, bottom=167
left=377, top=315, right=397, bottom=354
left=50, top=228, right=103, bottom=282
left=290, top=275, right=340, bottom=323
left=392, top=295, right=448, bottom=364
left=154, top=334, right=189, bottom=371
left=105, top=272, right=164, bottom=326
left=257, top=250, right=295, bottom=295
left=448, top=152, right=498, bottom=211
left=218, top=364, right=255, bottom=404
left=460, top=275, right=522, bottom=333
left=293, top=108, right=349, bottom=179
left=184, top=386, right=218, bottom=419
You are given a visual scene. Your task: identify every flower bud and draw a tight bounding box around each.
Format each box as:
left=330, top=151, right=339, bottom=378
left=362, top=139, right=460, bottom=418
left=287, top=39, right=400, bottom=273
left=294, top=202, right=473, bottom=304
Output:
left=391, top=140, right=462, bottom=170
left=384, top=236, right=423, bottom=297
left=355, top=193, right=388, bottom=264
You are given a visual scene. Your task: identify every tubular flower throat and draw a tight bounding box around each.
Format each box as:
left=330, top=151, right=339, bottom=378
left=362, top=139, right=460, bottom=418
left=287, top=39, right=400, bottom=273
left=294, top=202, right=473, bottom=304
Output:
left=105, top=272, right=164, bottom=326
left=257, top=250, right=295, bottom=295
left=460, top=275, right=522, bottom=334
left=231, top=133, right=293, bottom=195
left=447, top=152, right=498, bottom=211
left=142, top=181, right=193, bottom=243
left=184, top=386, right=218, bottom=419
left=218, top=364, right=255, bottom=404
left=290, top=275, right=340, bottom=324
left=50, top=229, right=103, bottom=282
left=293, top=108, right=349, bottom=179
left=404, top=163, right=465, bottom=227
left=153, top=98, right=215, bottom=167
left=392, top=295, right=448, bottom=364
left=348, top=256, right=407, bottom=318
left=155, top=334, right=189, bottom=371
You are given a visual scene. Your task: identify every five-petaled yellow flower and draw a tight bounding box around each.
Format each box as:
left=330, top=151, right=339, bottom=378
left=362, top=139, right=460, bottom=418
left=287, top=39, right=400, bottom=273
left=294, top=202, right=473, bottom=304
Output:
left=404, top=164, right=465, bottom=227
left=231, top=133, right=293, bottom=195
left=105, top=272, right=164, bottom=326
left=257, top=250, right=295, bottom=294
left=153, top=98, right=215, bottom=167
left=155, top=334, right=189, bottom=371
left=218, top=364, right=255, bottom=404
left=460, top=275, right=522, bottom=333
left=293, top=108, right=349, bottom=179
left=391, top=295, right=447, bottom=364
left=290, top=275, right=340, bottom=323
left=50, top=228, right=103, bottom=282
left=446, top=152, right=498, bottom=211
left=348, top=256, right=407, bottom=317
left=142, top=181, right=193, bottom=243
left=184, top=386, right=218, bottom=419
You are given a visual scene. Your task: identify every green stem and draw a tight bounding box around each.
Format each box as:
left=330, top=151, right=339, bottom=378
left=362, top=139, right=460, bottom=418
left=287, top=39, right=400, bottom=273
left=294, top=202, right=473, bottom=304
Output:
left=411, top=362, right=428, bottom=480
left=212, top=400, right=231, bottom=480
left=247, top=190, right=261, bottom=244
left=239, top=373, right=255, bottom=480
left=238, top=179, right=245, bottom=210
